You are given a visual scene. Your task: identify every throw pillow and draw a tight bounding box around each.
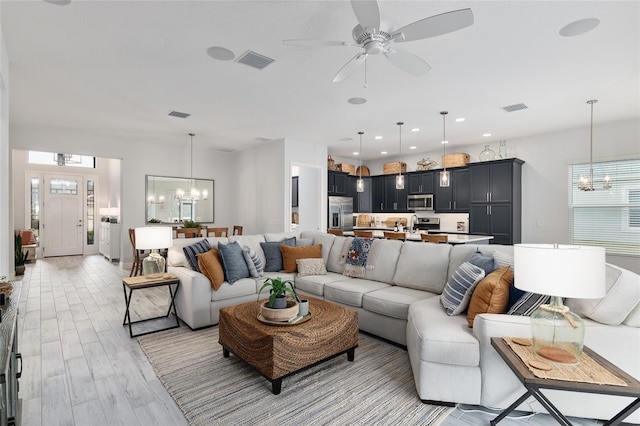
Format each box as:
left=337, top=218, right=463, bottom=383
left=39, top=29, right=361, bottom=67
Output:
left=296, top=258, right=328, bottom=277
left=507, top=283, right=528, bottom=310
left=183, top=239, right=212, bottom=272
left=260, top=237, right=296, bottom=272
left=242, top=246, right=264, bottom=278
left=493, top=251, right=514, bottom=273
left=467, top=266, right=514, bottom=327
left=507, top=292, right=550, bottom=316
left=468, top=251, right=496, bottom=275
left=280, top=244, right=323, bottom=273
left=218, top=241, right=250, bottom=284
left=296, top=238, right=314, bottom=247
left=197, top=248, right=224, bottom=290
left=440, top=262, right=486, bottom=315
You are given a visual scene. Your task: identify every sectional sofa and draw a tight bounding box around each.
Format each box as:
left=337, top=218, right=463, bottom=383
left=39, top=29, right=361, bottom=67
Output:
left=166, top=230, right=640, bottom=423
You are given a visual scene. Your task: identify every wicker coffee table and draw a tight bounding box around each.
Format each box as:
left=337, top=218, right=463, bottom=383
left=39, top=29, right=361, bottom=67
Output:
left=218, top=297, right=359, bottom=394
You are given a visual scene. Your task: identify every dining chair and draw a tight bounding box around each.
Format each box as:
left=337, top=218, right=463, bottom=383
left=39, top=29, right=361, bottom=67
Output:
left=128, top=228, right=145, bottom=276
left=383, top=231, right=406, bottom=241
left=205, top=227, right=229, bottom=237
left=354, top=230, right=374, bottom=238
left=233, top=225, right=243, bottom=236
left=421, top=234, right=449, bottom=244
left=176, top=228, right=202, bottom=239
left=327, top=229, right=343, bottom=236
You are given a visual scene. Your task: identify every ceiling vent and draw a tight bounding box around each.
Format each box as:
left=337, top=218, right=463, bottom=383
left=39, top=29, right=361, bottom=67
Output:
left=339, top=137, right=353, bottom=142
left=237, top=51, right=274, bottom=70
left=254, top=137, right=271, bottom=142
left=502, top=103, right=528, bottom=113
left=168, top=110, right=191, bottom=119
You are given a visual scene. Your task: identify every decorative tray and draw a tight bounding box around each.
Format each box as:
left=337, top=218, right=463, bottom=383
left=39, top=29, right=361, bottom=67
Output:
left=257, top=313, right=311, bottom=326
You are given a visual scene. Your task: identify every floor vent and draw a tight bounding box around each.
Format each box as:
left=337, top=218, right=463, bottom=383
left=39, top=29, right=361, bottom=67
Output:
left=502, top=103, right=528, bottom=112
left=168, top=110, right=191, bottom=119
left=237, top=51, right=274, bottom=70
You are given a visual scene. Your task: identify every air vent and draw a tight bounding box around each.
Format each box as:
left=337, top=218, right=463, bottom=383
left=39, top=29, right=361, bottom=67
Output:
left=339, top=137, right=353, bottom=142
left=254, top=137, right=271, bottom=142
left=168, top=110, right=191, bottom=119
left=237, top=51, right=274, bottom=70
left=502, top=103, right=528, bottom=113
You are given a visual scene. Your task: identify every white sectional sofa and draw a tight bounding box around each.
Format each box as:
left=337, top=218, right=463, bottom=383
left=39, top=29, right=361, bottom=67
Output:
left=166, top=230, right=640, bottom=423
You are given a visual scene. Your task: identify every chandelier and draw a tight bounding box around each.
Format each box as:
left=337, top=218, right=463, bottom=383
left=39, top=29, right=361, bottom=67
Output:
left=578, top=100, right=611, bottom=191
left=176, top=133, right=207, bottom=201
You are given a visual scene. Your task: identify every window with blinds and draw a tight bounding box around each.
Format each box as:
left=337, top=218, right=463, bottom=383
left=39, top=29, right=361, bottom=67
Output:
left=569, top=158, right=640, bottom=256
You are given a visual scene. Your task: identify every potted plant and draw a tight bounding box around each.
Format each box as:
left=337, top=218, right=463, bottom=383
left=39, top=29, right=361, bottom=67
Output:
left=14, top=233, right=28, bottom=275
left=182, top=220, right=201, bottom=228
left=148, top=218, right=162, bottom=224
left=258, top=277, right=297, bottom=308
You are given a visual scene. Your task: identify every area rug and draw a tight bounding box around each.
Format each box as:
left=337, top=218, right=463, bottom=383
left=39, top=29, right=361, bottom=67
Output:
left=138, top=326, right=454, bottom=426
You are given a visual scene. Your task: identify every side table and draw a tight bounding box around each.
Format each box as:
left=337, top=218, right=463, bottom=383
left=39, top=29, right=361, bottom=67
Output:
left=490, top=337, right=640, bottom=426
left=122, top=274, right=180, bottom=338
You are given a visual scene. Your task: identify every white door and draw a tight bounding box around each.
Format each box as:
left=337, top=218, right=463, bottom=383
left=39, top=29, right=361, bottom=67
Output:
left=43, top=174, right=84, bottom=257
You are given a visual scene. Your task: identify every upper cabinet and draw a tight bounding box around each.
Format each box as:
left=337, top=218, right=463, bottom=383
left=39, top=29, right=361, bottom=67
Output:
left=470, top=160, right=519, bottom=203
left=408, top=171, right=434, bottom=194
left=350, top=176, right=372, bottom=213
left=434, top=168, right=470, bottom=213
left=373, top=175, right=408, bottom=212
left=328, top=171, right=349, bottom=195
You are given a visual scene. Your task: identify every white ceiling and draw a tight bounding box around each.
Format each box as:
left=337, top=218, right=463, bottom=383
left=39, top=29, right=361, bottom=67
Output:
left=2, top=1, right=639, bottom=160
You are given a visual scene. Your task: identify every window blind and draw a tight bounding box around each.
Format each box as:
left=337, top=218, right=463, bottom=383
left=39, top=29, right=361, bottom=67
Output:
left=569, top=158, right=640, bottom=256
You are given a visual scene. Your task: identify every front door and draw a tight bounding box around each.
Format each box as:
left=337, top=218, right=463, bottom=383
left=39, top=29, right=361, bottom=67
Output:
left=43, top=174, right=84, bottom=257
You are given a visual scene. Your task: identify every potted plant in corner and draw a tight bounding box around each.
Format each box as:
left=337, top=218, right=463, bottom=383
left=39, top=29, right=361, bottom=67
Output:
left=182, top=220, right=200, bottom=229
left=14, top=233, right=28, bottom=276
left=258, top=277, right=299, bottom=321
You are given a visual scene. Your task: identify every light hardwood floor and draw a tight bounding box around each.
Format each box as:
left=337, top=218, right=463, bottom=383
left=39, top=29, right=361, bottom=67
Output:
left=17, top=255, right=603, bottom=426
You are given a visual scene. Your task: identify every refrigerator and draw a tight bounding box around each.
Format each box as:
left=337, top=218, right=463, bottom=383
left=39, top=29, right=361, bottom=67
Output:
left=328, top=196, right=353, bottom=232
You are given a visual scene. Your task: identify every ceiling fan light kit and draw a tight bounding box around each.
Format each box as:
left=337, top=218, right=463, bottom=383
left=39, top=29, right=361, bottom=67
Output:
left=283, top=1, right=474, bottom=83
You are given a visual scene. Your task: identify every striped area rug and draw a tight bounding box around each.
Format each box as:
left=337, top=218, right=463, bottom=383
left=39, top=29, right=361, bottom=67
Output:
left=139, top=326, right=454, bottom=426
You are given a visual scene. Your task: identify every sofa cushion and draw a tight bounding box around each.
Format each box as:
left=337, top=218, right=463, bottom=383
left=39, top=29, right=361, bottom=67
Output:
left=218, top=241, right=250, bottom=284
left=183, top=239, right=212, bottom=272
left=566, top=263, right=640, bottom=326
left=393, top=242, right=451, bottom=293
left=467, top=266, right=513, bottom=327
left=197, top=248, right=224, bottom=290
left=168, top=237, right=228, bottom=268
left=363, top=239, right=403, bottom=284
left=242, top=246, right=264, bottom=278
left=364, top=286, right=436, bottom=320
left=440, top=262, right=486, bottom=315
left=260, top=237, right=296, bottom=272
left=296, top=258, right=327, bottom=278
left=301, top=231, right=335, bottom=263
left=326, top=236, right=352, bottom=273
left=624, top=302, right=640, bottom=327
left=280, top=244, right=323, bottom=273
left=228, top=234, right=266, bottom=265
left=294, top=272, right=346, bottom=298
left=324, top=278, right=389, bottom=308
left=210, top=278, right=257, bottom=301
left=263, top=232, right=298, bottom=242
left=408, top=297, right=480, bottom=366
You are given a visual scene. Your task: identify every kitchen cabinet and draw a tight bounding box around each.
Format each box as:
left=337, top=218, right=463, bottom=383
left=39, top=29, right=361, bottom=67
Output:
left=408, top=171, right=434, bottom=194
left=99, top=222, right=120, bottom=262
left=351, top=176, right=372, bottom=213
left=468, top=158, right=524, bottom=245
left=291, top=176, right=298, bottom=207
left=373, top=175, right=408, bottom=212
left=434, top=168, right=470, bottom=213
left=328, top=171, right=349, bottom=195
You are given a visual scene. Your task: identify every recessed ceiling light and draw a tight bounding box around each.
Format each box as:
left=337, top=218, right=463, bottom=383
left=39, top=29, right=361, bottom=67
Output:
left=559, top=18, right=600, bottom=37
left=483, top=133, right=492, bottom=137
left=348, top=97, right=367, bottom=105
left=455, top=117, right=465, bottom=122
left=206, top=46, right=235, bottom=61
left=353, top=152, right=359, bottom=156
left=374, top=136, right=383, bottom=140
left=441, top=140, right=449, bottom=144
left=410, top=128, right=420, bottom=132
left=381, top=151, right=387, bottom=155
left=409, top=146, right=417, bottom=150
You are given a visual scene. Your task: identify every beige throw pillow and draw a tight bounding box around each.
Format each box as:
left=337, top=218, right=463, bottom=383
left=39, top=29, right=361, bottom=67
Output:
left=296, top=258, right=327, bottom=277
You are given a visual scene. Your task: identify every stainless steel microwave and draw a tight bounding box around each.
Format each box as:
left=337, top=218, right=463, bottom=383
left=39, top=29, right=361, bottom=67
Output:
left=407, top=194, right=434, bottom=211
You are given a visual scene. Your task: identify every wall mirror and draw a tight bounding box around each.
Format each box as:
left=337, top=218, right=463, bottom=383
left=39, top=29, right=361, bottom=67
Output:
left=146, top=175, right=214, bottom=223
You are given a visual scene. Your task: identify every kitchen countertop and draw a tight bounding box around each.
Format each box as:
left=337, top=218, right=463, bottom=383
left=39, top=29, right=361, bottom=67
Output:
left=345, top=230, right=493, bottom=244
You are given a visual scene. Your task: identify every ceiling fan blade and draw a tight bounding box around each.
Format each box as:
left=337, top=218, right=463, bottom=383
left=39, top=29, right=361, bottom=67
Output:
left=283, top=39, right=353, bottom=47
left=351, top=0, right=380, bottom=30
left=333, top=53, right=368, bottom=83
left=392, top=8, right=474, bottom=42
left=383, top=48, right=432, bottom=77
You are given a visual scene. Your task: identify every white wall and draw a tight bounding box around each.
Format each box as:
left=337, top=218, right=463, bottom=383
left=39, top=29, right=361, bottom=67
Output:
left=0, top=10, right=9, bottom=278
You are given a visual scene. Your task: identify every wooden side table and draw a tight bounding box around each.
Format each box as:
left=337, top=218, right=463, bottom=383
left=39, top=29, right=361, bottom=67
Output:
left=122, top=274, right=180, bottom=338
left=490, top=337, right=640, bottom=426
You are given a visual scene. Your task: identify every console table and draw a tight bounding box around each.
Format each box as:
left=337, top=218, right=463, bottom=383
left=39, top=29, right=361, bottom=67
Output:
left=0, top=282, right=21, bottom=426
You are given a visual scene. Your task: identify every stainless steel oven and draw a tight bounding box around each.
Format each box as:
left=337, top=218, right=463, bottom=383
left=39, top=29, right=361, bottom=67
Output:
left=407, top=194, right=434, bottom=211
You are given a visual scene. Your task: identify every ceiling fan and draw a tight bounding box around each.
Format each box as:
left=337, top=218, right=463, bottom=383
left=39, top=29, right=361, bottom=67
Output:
left=283, top=0, right=474, bottom=82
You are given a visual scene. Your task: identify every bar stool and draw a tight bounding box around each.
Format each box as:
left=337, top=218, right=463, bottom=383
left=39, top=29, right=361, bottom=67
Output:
left=383, top=231, right=406, bottom=241
left=421, top=234, right=448, bottom=244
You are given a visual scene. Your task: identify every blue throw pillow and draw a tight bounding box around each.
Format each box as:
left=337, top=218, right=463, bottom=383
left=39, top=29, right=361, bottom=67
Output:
left=260, top=237, right=296, bottom=272
left=468, top=251, right=496, bottom=275
left=183, top=239, right=212, bottom=272
left=218, top=241, right=250, bottom=284
left=440, top=262, right=486, bottom=315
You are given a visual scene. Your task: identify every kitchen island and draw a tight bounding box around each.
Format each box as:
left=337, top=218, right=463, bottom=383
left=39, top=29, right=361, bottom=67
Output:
left=346, top=229, right=493, bottom=244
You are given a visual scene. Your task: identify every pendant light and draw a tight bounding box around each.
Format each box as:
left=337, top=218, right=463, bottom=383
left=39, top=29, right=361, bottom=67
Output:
left=440, top=111, right=450, bottom=187
left=396, top=122, right=405, bottom=189
left=357, top=131, right=365, bottom=193
left=177, top=133, right=205, bottom=201
left=579, top=100, right=611, bottom=191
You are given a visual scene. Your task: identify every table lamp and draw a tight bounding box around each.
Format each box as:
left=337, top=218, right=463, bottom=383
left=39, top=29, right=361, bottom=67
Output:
left=135, top=227, right=173, bottom=278
left=514, top=243, right=605, bottom=364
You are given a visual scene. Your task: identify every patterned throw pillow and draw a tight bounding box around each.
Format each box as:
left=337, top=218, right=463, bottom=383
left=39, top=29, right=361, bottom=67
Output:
left=507, top=292, right=550, bottom=316
left=183, top=239, right=212, bottom=272
left=242, top=246, right=264, bottom=278
left=493, top=251, right=514, bottom=273
left=440, top=262, right=486, bottom=315
left=218, top=241, right=250, bottom=284
left=296, top=258, right=327, bottom=277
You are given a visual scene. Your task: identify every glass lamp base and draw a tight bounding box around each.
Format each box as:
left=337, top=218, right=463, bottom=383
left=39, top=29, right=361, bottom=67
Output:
left=530, top=296, right=585, bottom=364
left=142, top=251, right=166, bottom=279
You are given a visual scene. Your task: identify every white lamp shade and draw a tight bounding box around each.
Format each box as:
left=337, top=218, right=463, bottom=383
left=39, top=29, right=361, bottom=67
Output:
left=135, top=227, right=173, bottom=250
left=514, top=244, right=605, bottom=299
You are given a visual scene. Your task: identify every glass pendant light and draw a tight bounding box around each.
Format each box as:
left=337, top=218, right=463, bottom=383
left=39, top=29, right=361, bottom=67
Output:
left=579, top=100, right=611, bottom=191
left=440, top=111, right=450, bottom=187
left=396, top=122, right=405, bottom=189
left=357, top=131, right=365, bottom=193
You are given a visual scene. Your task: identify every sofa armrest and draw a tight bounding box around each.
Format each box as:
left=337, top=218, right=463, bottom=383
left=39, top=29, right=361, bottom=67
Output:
left=168, top=266, right=213, bottom=329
